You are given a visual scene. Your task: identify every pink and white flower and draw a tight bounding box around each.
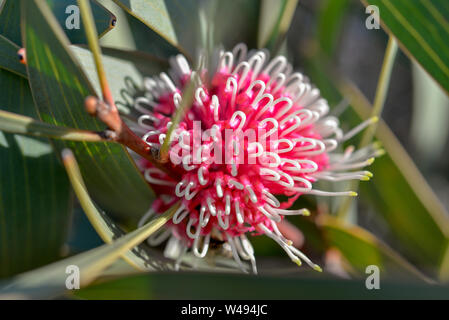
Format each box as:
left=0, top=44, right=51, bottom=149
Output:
left=130, top=44, right=379, bottom=273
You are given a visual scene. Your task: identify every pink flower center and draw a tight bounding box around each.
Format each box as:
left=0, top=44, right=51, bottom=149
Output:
left=139, top=68, right=329, bottom=243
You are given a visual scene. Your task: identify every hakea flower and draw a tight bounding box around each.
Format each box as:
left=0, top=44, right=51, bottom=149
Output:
left=129, top=44, right=379, bottom=273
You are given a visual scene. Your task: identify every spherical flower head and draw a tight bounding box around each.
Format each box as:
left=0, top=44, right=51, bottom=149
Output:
left=131, top=44, right=379, bottom=273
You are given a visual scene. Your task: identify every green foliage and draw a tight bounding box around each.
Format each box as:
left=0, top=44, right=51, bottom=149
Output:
left=113, top=0, right=261, bottom=59
left=306, top=57, right=449, bottom=278
left=258, top=0, right=298, bottom=53
left=74, top=272, right=449, bottom=300
left=320, top=215, right=430, bottom=281
left=364, top=0, right=449, bottom=96
left=0, top=0, right=115, bottom=46
left=0, top=0, right=21, bottom=45
left=0, top=35, right=26, bottom=77
left=0, top=194, right=177, bottom=299
left=318, top=0, right=351, bottom=56
left=112, top=0, right=200, bottom=58
left=0, top=69, right=72, bottom=278
left=71, top=46, right=167, bottom=115
left=22, top=0, right=153, bottom=222
left=46, top=0, right=116, bottom=44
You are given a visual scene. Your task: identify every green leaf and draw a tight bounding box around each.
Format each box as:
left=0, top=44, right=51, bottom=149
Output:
left=0, top=0, right=115, bottom=46
left=46, top=0, right=116, bottom=44
left=63, top=148, right=176, bottom=272
left=0, top=0, right=21, bottom=45
left=0, top=109, right=105, bottom=142
left=0, top=68, right=72, bottom=278
left=344, top=83, right=449, bottom=276
left=63, top=143, right=246, bottom=273
left=258, top=0, right=298, bottom=52
left=22, top=0, right=153, bottom=223
left=0, top=202, right=176, bottom=299
left=363, top=0, right=449, bottom=96
left=124, top=9, right=180, bottom=60
left=306, top=57, right=449, bottom=276
left=112, top=0, right=196, bottom=57
left=73, top=271, right=449, bottom=299
left=319, top=214, right=431, bottom=281
left=71, top=45, right=167, bottom=115
left=212, top=0, right=261, bottom=50
left=0, top=34, right=26, bottom=78
left=113, top=0, right=261, bottom=59
left=336, top=37, right=398, bottom=221
left=317, top=0, right=350, bottom=56
left=159, top=73, right=197, bottom=161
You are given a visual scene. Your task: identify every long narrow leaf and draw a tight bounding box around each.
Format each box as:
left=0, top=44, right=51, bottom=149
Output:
left=0, top=199, right=176, bottom=299
left=0, top=110, right=105, bottom=142
left=112, top=0, right=198, bottom=58
left=72, top=45, right=167, bottom=118
left=258, top=0, right=298, bottom=52
left=317, top=0, right=351, bottom=56
left=0, top=68, right=72, bottom=278
left=363, top=0, right=449, bottom=96
left=113, top=0, right=261, bottom=59
left=46, top=0, right=116, bottom=44
left=0, top=0, right=115, bottom=46
left=306, top=57, right=449, bottom=275
left=74, top=272, right=449, bottom=300
left=319, top=214, right=432, bottom=282
left=21, top=0, right=154, bottom=222
left=62, top=149, right=178, bottom=271
left=0, top=0, right=21, bottom=45
left=0, top=35, right=26, bottom=78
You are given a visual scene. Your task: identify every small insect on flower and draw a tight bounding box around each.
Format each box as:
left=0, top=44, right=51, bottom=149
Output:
left=129, top=44, right=380, bottom=273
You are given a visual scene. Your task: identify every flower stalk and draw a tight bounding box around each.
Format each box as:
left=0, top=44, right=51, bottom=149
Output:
left=337, top=36, right=398, bottom=220
left=0, top=109, right=106, bottom=142
left=84, top=96, right=178, bottom=179
left=159, top=74, right=197, bottom=163
left=77, top=0, right=113, bottom=105
left=359, top=37, right=398, bottom=148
